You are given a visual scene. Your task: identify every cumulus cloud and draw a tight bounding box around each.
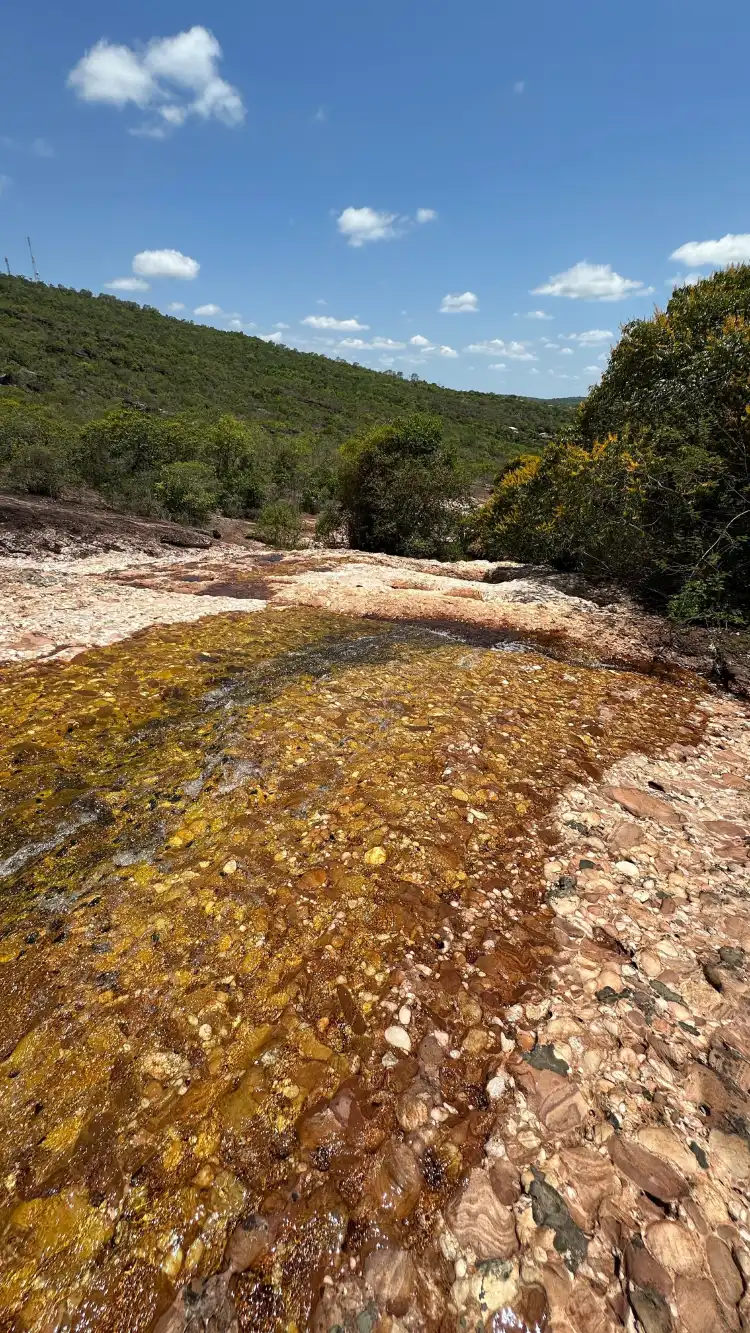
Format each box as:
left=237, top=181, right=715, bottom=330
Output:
left=526, top=309, right=553, bottom=320
left=410, top=334, right=432, bottom=347
left=105, top=276, right=150, bottom=291
left=584, top=365, right=602, bottom=374
left=274, top=321, right=290, bottom=329
left=336, top=205, right=437, bottom=246
left=67, top=26, right=245, bottom=133
left=167, top=301, right=185, bottom=311
left=133, top=249, right=199, bottom=279
left=564, top=328, right=613, bottom=345
left=259, top=331, right=283, bottom=343
left=671, top=233, right=750, bottom=268
left=338, top=336, right=406, bottom=351
left=371, top=336, right=406, bottom=349
left=489, top=363, right=507, bottom=370
left=302, top=314, right=368, bottom=331
left=529, top=367, right=540, bottom=375
left=194, top=303, right=221, bottom=316
left=437, top=345, right=458, bottom=358
left=533, top=261, right=652, bottom=301
left=440, top=291, right=479, bottom=314
left=666, top=272, right=704, bottom=289
left=558, top=347, right=574, bottom=356
left=466, top=338, right=537, bottom=361
left=337, top=207, right=398, bottom=246
left=513, top=81, right=526, bottom=94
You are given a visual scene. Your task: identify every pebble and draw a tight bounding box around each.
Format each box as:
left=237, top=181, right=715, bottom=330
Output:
left=384, top=1025, right=412, bottom=1053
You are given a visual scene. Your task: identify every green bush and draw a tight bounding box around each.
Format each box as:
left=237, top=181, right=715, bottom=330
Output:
left=0, top=397, right=72, bottom=496
left=156, top=461, right=218, bottom=525
left=337, top=413, right=467, bottom=558
left=474, top=267, right=750, bottom=623
left=255, top=500, right=304, bottom=548
left=314, top=501, right=346, bottom=546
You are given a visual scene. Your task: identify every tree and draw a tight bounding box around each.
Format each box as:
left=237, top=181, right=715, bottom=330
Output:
left=337, top=413, right=467, bottom=558
left=156, top=461, right=218, bottom=524
left=474, top=267, right=750, bottom=622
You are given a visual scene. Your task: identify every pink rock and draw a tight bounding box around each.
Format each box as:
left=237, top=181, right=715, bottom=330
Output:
left=446, top=1168, right=518, bottom=1261
left=606, top=786, right=683, bottom=827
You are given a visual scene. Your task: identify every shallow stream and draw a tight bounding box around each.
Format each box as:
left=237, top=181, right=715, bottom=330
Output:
left=0, top=608, right=702, bottom=1331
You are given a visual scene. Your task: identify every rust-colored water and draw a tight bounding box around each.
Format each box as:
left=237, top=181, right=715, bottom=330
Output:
left=0, top=609, right=701, bottom=1331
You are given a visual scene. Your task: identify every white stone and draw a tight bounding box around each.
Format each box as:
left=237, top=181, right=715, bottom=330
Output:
left=384, top=1025, right=412, bottom=1053
left=487, top=1074, right=507, bottom=1100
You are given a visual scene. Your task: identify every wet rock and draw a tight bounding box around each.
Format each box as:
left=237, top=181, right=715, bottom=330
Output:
left=384, top=1026, right=412, bottom=1054
left=645, top=1220, right=703, bottom=1276
left=566, top=1279, right=620, bottom=1333
left=395, top=1089, right=430, bottom=1133
left=488, top=1160, right=521, bottom=1207
left=528, top=1168, right=588, bottom=1273
left=364, top=1247, right=416, bottom=1317
left=364, top=1140, right=422, bottom=1221
left=153, top=1274, right=236, bottom=1333
left=608, top=1135, right=689, bottom=1202
left=226, top=1213, right=270, bottom=1272
left=557, top=1145, right=620, bottom=1230
left=637, top=1125, right=700, bottom=1180
left=445, top=1168, right=518, bottom=1261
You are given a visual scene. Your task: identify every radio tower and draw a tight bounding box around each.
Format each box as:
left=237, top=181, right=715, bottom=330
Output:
left=4, top=257, right=9, bottom=277
left=27, top=236, right=39, bottom=282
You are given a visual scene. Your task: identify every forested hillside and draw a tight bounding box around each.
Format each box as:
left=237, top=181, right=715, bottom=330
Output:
left=0, top=277, right=574, bottom=477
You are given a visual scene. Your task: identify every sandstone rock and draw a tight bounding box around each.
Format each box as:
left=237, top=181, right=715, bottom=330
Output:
left=709, top=1129, right=750, bottom=1185
left=364, top=1247, right=416, bottom=1317
left=608, top=1136, right=689, bottom=1202
left=607, top=786, right=683, bottom=827
left=365, top=1141, right=422, bottom=1220
left=226, top=1213, right=270, bottom=1272
left=557, top=1144, right=620, bottom=1230
left=566, top=1279, right=620, bottom=1333
left=624, top=1237, right=674, bottom=1301
left=446, top=1168, right=518, bottom=1261
left=511, top=1057, right=589, bottom=1134
left=489, top=1160, right=521, bottom=1207
left=706, top=1235, right=743, bottom=1307
left=628, top=1284, right=674, bottom=1333
left=645, top=1220, right=703, bottom=1276
left=637, top=1125, right=699, bottom=1179
left=675, top=1276, right=733, bottom=1333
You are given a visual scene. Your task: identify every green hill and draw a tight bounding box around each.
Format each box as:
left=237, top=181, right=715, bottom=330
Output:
left=0, top=276, right=574, bottom=477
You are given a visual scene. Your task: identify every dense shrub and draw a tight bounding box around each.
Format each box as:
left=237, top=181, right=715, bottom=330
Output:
left=156, top=461, right=218, bottom=524
left=474, top=267, right=750, bottom=623
left=337, top=413, right=467, bottom=558
left=0, top=397, right=72, bottom=497
left=255, top=501, right=303, bottom=548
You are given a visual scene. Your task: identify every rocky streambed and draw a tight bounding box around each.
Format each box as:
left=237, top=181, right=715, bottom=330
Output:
left=0, top=545, right=749, bottom=1332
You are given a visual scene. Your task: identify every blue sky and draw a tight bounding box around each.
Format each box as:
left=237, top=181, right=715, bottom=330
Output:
left=2, top=0, right=749, bottom=395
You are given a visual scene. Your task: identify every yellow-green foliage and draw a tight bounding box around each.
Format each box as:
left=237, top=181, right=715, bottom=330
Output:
left=474, top=266, right=750, bottom=623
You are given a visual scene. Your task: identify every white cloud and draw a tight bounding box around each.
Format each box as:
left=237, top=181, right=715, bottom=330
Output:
left=440, top=291, right=479, bottom=314
left=558, top=347, right=574, bottom=356
left=564, top=328, right=613, bottom=345
left=666, top=272, right=704, bottom=289
left=0, top=174, right=11, bottom=196
left=167, top=301, right=185, bottom=311
left=302, top=314, right=368, bottom=331
left=437, top=345, right=458, bottom=358
left=274, top=321, right=290, bottom=329
left=337, top=207, right=398, bottom=247
left=132, top=249, right=199, bottom=279
left=513, top=81, right=526, bottom=94
left=259, top=331, right=283, bottom=343
left=194, top=303, right=221, bottom=316
left=489, top=362, right=507, bottom=370
left=526, top=309, right=552, bottom=320
left=529, top=367, right=540, bottom=375
left=584, top=365, right=602, bottom=374
left=31, top=138, right=54, bottom=157
left=371, top=336, right=406, bottom=349
left=410, top=334, right=432, bottom=347
left=338, top=336, right=406, bottom=351
left=338, top=338, right=369, bottom=350
left=105, top=276, right=150, bottom=291
left=67, top=26, right=245, bottom=132
left=466, top=338, right=537, bottom=361
left=227, top=318, right=243, bottom=330
left=416, top=208, right=437, bottom=224
left=533, top=261, right=652, bottom=300
left=671, top=233, right=750, bottom=268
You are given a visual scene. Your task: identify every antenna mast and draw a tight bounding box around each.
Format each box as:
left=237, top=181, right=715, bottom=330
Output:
left=3, top=257, right=9, bottom=277
left=26, top=236, right=39, bottom=282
